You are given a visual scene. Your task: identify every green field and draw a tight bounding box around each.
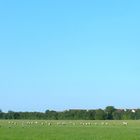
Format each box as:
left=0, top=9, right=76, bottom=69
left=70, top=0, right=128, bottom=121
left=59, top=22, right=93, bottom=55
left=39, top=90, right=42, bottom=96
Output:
left=0, top=120, right=140, bottom=140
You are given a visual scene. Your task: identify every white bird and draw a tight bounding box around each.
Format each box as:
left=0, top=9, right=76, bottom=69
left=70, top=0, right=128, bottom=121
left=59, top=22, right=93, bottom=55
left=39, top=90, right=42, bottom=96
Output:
left=122, top=122, right=128, bottom=126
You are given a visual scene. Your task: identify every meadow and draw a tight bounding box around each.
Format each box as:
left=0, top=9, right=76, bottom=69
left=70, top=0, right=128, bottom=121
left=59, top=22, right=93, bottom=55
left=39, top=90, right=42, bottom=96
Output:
left=0, top=120, right=140, bottom=140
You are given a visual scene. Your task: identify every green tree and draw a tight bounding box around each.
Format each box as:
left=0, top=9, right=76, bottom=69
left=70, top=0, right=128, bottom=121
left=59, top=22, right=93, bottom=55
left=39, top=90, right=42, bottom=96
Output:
left=0, top=109, right=3, bottom=119
left=13, top=112, right=20, bottom=119
left=87, top=110, right=96, bottom=120
left=105, top=106, right=116, bottom=120
left=95, top=109, right=106, bottom=120
left=122, top=110, right=135, bottom=120
left=113, top=110, right=123, bottom=120
left=135, top=109, right=140, bottom=119
left=45, top=110, right=58, bottom=120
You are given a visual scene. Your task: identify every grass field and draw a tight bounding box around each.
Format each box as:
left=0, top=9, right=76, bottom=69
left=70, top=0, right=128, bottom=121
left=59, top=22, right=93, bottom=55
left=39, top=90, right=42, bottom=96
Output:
left=0, top=120, right=140, bottom=140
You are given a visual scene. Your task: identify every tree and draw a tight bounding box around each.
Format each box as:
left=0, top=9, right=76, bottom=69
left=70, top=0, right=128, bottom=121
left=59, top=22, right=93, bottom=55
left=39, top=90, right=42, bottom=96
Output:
left=95, top=109, right=106, bottom=120
left=0, top=109, right=3, bottom=119
left=113, top=109, right=123, bottom=120
left=45, top=110, right=58, bottom=120
left=135, top=109, right=140, bottom=119
left=122, top=109, right=135, bottom=120
left=13, top=112, right=20, bottom=119
left=7, top=111, right=15, bottom=119
left=87, top=110, right=96, bottom=120
left=105, top=106, right=116, bottom=120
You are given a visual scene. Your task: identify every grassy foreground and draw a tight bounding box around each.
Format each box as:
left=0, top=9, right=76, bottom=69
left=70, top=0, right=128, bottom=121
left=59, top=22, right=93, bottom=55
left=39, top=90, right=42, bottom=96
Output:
left=0, top=120, right=140, bottom=140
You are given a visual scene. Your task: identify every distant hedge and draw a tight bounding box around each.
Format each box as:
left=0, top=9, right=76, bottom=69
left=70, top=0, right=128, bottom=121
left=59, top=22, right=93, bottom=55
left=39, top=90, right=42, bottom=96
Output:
left=0, top=106, right=140, bottom=120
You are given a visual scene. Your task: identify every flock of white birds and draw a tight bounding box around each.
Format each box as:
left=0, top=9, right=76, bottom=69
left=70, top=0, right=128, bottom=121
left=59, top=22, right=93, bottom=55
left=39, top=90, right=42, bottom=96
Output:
left=0, top=121, right=128, bottom=128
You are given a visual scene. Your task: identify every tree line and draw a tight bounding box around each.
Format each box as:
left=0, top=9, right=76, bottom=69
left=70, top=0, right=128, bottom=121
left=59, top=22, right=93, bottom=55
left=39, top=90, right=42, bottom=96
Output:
left=0, top=106, right=140, bottom=120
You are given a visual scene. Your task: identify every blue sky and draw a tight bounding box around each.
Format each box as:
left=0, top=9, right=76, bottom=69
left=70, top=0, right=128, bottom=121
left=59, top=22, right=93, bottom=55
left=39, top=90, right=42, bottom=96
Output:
left=0, top=0, right=140, bottom=112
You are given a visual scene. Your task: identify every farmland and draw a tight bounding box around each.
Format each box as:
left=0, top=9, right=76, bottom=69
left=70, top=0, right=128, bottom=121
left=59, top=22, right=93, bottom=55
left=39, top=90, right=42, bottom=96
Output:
left=0, top=120, right=140, bottom=140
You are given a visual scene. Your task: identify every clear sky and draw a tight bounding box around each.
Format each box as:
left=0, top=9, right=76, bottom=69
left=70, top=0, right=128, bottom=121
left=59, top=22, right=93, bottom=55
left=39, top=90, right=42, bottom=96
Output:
left=0, top=0, right=140, bottom=112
